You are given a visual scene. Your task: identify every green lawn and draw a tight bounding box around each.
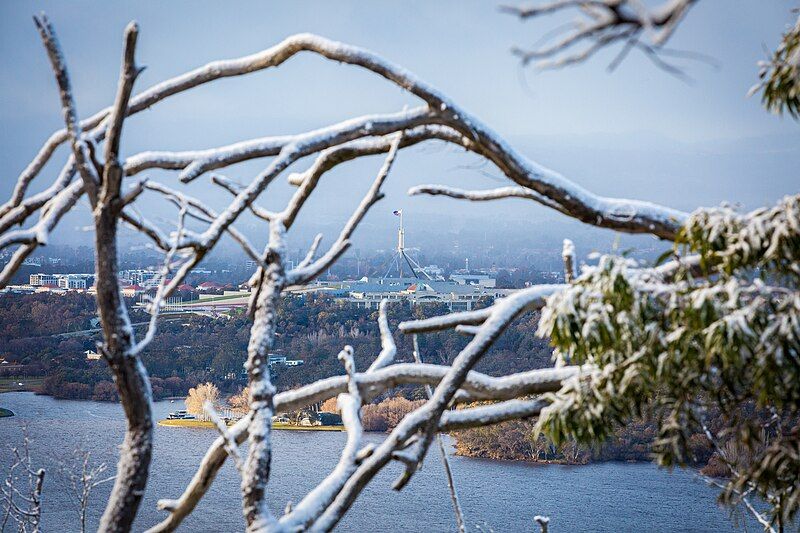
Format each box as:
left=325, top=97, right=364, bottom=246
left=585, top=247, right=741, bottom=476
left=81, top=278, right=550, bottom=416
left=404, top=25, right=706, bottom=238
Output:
left=0, top=377, right=44, bottom=394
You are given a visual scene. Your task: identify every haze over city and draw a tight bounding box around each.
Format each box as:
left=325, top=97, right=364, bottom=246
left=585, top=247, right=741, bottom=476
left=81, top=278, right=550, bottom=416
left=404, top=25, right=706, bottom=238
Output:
left=2, top=2, right=798, bottom=256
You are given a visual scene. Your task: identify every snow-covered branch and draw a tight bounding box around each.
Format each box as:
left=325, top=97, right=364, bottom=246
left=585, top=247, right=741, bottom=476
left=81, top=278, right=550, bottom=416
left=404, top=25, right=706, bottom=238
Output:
left=211, top=174, right=277, bottom=222
left=152, top=362, right=582, bottom=531
left=286, top=132, right=404, bottom=286
left=1, top=16, right=713, bottom=532
left=413, top=334, right=466, bottom=533
left=399, top=307, right=494, bottom=334
left=399, top=284, right=566, bottom=334
left=279, top=346, right=365, bottom=530
left=126, top=199, right=189, bottom=358
left=409, top=184, right=566, bottom=212
left=366, top=300, right=397, bottom=372
left=0, top=181, right=83, bottom=287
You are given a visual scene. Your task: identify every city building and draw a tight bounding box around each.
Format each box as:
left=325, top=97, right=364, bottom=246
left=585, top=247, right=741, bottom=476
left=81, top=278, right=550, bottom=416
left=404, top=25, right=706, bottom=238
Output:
left=29, top=273, right=58, bottom=286
left=121, top=284, right=145, bottom=297
left=340, top=276, right=507, bottom=311
left=267, top=354, right=304, bottom=367
left=449, top=273, right=496, bottom=288
left=119, top=269, right=159, bottom=288
left=58, top=274, right=90, bottom=290
left=29, top=273, right=93, bottom=289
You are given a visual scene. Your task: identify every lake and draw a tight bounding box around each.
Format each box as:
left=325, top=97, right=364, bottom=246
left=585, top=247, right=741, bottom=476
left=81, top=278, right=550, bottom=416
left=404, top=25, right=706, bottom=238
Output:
left=0, top=392, right=757, bottom=532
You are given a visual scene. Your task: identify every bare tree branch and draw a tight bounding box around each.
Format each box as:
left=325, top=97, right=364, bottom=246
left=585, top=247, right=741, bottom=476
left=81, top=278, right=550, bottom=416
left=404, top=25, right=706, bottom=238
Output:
left=366, top=300, right=397, bottom=372
left=286, top=132, right=404, bottom=286
left=503, top=0, right=701, bottom=76
left=4, top=19, right=703, bottom=532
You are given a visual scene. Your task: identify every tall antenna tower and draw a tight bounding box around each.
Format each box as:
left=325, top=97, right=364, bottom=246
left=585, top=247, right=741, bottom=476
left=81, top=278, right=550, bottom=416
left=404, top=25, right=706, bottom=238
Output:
left=382, top=210, right=432, bottom=280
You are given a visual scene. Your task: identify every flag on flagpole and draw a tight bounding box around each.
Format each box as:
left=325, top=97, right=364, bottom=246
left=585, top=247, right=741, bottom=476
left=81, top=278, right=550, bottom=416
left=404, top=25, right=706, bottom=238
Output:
left=392, top=209, right=402, bottom=216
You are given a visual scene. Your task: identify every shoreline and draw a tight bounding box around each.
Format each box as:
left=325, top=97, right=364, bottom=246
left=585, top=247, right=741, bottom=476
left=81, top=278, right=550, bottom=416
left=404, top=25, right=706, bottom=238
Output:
left=158, top=418, right=345, bottom=431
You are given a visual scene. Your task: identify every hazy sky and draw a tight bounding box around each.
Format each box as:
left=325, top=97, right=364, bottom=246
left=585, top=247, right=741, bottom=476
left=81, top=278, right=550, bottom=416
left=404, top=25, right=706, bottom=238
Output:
left=1, top=1, right=798, bottom=254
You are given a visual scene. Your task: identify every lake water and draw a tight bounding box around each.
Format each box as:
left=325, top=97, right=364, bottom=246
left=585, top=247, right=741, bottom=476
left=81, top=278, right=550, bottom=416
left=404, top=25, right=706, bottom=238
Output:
left=0, top=392, right=758, bottom=532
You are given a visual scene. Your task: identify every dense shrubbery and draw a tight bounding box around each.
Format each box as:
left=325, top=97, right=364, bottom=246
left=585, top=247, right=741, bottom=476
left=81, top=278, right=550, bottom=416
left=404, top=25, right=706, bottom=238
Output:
left=38, top=372, right=191, bottom=402
left=1, top=292, right=553, bottom=401
left=361, top=396, right=425, bottom=432
left=453, top=408, right=715, bottom=466
left=535, top=196, right=800, bottom=526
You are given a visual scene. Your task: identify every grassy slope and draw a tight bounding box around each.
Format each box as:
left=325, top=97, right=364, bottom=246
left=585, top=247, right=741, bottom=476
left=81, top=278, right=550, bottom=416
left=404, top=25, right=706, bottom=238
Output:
left=0, top=377, right=43, bottom=394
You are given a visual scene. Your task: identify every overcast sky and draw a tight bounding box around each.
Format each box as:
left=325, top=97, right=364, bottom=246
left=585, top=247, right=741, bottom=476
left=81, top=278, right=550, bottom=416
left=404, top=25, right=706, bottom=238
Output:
left=1, top=1, right=798, bottom=253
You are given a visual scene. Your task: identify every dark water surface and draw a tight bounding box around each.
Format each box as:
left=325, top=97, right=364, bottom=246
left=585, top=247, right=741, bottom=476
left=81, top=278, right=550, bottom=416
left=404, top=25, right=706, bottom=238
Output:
left=0, top=392, right=755, bottom=532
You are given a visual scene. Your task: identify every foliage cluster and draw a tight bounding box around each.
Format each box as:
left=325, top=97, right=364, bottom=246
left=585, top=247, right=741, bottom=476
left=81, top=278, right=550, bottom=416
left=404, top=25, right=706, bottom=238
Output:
left=535, top=195, right=800, bottom=527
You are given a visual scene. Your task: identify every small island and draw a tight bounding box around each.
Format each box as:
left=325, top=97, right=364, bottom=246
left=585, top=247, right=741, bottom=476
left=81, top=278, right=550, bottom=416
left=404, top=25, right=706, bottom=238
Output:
left=157, top=382, right=344, bottom=431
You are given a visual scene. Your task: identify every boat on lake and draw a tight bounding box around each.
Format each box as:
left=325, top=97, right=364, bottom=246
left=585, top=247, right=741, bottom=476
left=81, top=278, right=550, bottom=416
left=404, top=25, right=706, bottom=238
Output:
left=166, top=409, right=196, bottom=420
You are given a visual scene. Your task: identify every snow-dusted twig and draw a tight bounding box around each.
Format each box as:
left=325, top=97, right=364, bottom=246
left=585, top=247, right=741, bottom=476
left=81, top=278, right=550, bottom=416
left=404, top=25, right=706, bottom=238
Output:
left=287, top=132, right=404, bottom=286
left=1, top=429, right=45, bottom=533
left=503, top=0, right=700, bottom=77
left=455, top=324, right=483, bottom=336
left=127, top=199, right=188, bottom=357
left=438, top=398, right=548, bottom=431
left=211, top=174, right=277, bottom=222
left=57, top=448, right=115, bottom=533
left=413, top=334, right=466, bottom=533
left=0, top=160, right=76, bottom=235
left=399, top=284, right=566, bottom=334
left=120, top=207, right=172, bottom=252
left=0, top=181, right=83, bottom=286
left=399, top=307, right=494, bottom=334
left=699, top=422, right=777, bottom=533
left=296, top=234, right=324, bottom=270
left=204, top=401, right=244, bottom=474
left=409, top=184, right=566, bottom=213
left=285, top=125, right=470, bottom=186
left=279, top=346, right=365, bottom=530
left=703, top=476, right=776, bottom=533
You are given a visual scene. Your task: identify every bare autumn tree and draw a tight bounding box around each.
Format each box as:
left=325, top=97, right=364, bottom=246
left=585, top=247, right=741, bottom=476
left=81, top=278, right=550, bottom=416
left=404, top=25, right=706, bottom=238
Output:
left=0, top=9, right=797, bottom=533
left=185, top=383, right=220, bottom=419
left=229, top=386, right=251, bottom=416
left=319, top=397, right=339, bottom=415
left=56, top=449, right=115, bottom=533
left=1, top=429, right=44, bottom=533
